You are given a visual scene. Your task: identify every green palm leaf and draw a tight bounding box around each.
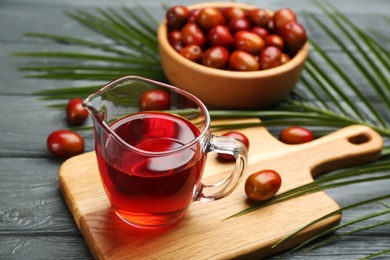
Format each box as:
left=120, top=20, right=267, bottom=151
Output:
left=66, top=9, right=157, bottom=60
left=272, top=193, right=390, bottom=248
left=306, top=14, right=390, bottom=111
left=11, top=4, right=166, bottom=83
left=319, top=1, right=390, bottom=93
left=11, top=0, right=390, bottom=258
left=362, top=248, right=390, bottom=260
left=301, top=219, right=390, bottom=253
left=21, top=32, right=135, bottom=56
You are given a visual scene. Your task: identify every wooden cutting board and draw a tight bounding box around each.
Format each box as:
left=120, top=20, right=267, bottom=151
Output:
left=58, top=119, right=383, bottom=259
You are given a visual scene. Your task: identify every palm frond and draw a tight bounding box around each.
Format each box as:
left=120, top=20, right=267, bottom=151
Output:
left=11, top=3, right=167, bottom=89
left=365, top=29, right=390, bottom=72
left=362, top=248, right=390, bottom=259
left=300, top=26, right=388, bottom=128
left=18, top=65, right=161, bottom=72
left=66, top=10, right=147, bottom=55
left=289, top=208, right=390, bottom=253
left=273, top=193, right=390, bottom=249
left=299, top=75, right=330, bottom=110
left=321, top=1, right=390, bottom=93
left=33, top=85, right=101, bottom=100
left=210, top=103, right=390, bottom=137
left=93, top=7, right=158, bottom=55
left=305, top=57, right=366, bottom=120
left=22, top=32, right=135, bottom=56
left=11, top=51, right=156, bottom=64
left=301, top=219, right=390, bottom=253
left=305, top=9, right=390, bottom=115
left=122, top=3, right=160, bottom=34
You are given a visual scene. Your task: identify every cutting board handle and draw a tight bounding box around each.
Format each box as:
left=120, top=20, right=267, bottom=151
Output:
left=296, top=124, right=383, bottom=177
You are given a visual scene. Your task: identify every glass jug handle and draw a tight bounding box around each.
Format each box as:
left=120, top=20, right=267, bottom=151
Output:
left=194, top=135, right=248, bottom=202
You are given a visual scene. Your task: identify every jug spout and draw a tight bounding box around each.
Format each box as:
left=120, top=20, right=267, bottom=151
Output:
left=82, top=75, right=211, bottom=150
left=82, top=98, right=102, bottom=127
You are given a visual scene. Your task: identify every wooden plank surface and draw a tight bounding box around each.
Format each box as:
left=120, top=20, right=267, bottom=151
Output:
left=0, top=0, right=389, bottom=259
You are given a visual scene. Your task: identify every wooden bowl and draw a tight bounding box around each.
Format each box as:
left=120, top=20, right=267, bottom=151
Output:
left=157, top=2, right=309, bottom=110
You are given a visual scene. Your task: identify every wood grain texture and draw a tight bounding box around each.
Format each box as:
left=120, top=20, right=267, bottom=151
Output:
left=59, top=121, right=383, bottom=259
left=1, top=0, right=389, bottom=259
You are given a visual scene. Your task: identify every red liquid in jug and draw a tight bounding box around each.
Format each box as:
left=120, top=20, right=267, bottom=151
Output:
left=96, top=112, right=206, bottom=227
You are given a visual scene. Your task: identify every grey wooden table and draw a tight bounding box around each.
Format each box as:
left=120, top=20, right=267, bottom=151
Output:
left=1, top=0, right=389, bottom=259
